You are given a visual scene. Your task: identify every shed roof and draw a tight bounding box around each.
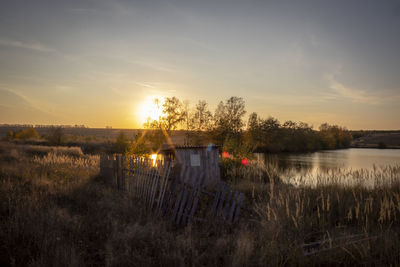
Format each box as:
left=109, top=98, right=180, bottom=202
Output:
left=161, top=144, right=219, bottom=152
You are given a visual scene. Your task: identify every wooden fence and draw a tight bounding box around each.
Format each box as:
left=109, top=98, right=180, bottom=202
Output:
left=99, top=154, right=245, bottom=225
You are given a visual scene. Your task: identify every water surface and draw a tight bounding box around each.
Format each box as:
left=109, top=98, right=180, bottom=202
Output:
left=254, top=148, right=400, bottom=186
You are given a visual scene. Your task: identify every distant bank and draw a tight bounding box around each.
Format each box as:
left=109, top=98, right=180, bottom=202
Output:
left=350, top=130, right=400, bottom=149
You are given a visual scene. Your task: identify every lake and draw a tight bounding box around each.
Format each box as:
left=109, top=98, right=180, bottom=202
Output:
left=254, top=148, right=400, bottom=187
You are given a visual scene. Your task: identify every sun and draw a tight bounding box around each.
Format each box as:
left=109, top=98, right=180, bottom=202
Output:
left=137, top=96, right=165, bottom=125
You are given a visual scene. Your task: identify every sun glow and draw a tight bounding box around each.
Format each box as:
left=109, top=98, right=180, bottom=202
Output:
left=151, top=153, right=157, bottom=166
left=137, top=96, right=164, bottom=125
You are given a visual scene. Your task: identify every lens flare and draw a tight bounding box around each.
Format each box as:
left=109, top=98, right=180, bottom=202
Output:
left=151, top=153, right=157, bottom=166
left=222, top=151, right=230, bottom=158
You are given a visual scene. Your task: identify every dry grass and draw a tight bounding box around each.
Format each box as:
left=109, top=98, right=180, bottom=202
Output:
left=1, top=141, right=400, bottom=266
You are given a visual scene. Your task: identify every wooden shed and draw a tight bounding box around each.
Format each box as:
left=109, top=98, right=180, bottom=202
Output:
left=161, top=144, right=221, bottom=187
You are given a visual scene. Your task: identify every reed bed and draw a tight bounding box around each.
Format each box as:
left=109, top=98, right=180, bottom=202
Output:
left=33, top=152, right=99, bottom=169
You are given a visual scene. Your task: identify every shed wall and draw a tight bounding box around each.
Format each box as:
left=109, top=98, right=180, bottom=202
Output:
left=174, top=148, right=220, bottom=187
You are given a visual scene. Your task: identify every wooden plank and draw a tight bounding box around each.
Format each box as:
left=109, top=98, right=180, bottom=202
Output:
left=156, top=161, right=170, bottom=211
left=182, top=173, right=198, bottom=224
left=161, top=176, right=175, bottom=214
left=228, top=191, right=239, bottom=223
left=132, top=157, right=137, bottom=195
left=159, top=163, right=176, bottom=215
left=188, top=185, right=201, bottom=224
left=119, top=155, right=123, bottom=190
left=216, top=184, right=227, bottom=216
left=122, top=155, right=126, bottom=191
left=182, top=187, right=195, bottom=225
left=145, top=160, right=155, bottom=203
left=171, top=180, right=185, bottom=221
left=137, top=158, right=144, bottom=198
left=233, top=193, right=244, bottom=223
left=187, top=172, right=206, bottom=224
left=147, top=164, right=159, bottom=207
left=114, top=155, right=118, bottom=190
left=116, top=155, right=121, bottom=190
left=129, top=157, right=135, bottom=193
left=149, top=160, right=163, bottom=209
left=147, top=161, right=158, bottom=206
left=210, top=182, right=223, bottom=216
left=143, top=160, right=152, bottom=203
left=141, top=158, right=149, bottom=199
left=223, top=188, right=233, bottom=219
left=176, top=184, right=190, bottom=224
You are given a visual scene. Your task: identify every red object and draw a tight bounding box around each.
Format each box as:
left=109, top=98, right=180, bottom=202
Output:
left=241, top=158, right=249, bottom=166
left=222, top=151, right=230, bottom=158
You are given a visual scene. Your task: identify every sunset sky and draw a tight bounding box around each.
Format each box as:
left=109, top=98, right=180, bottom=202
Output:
left=1, top=0, right=399, bottom=130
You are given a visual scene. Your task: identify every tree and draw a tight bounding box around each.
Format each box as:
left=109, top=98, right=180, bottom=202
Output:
left=161, top=97, right=187, bottom=133
left=143, top=117, right=165, bottom=151
left=246, top=112, right=262, bottom=148
left=211, top=96, right=246, bottom=145
left=12, top=127, right=39, bottom=140
left=114, top=131, right=129, bottom=153
left=47, top=127, right=64, bottom=145
left=193, top=100, right=212, bottom=131
left=127, top=132, right=149, bottom=156
left=318, top=123, right=352, bottom=149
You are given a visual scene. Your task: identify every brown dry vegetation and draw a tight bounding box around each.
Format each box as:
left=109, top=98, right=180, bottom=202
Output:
left=1, top=142, right=400, bottom=266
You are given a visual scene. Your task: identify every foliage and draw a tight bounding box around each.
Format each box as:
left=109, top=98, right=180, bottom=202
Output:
left=127, top=132, right=149, bottom=156
left=246, top=113, right=352, bottom=153
left=319, top=123, right=353, bottom=149
left=209, top=96, right=246, bottom=145
left=46, top=126, right=65, bottom=145
left=161, top=97, right=187, bottom=133
left=5, top=127, right=39, bottom=140
left=193, top=100, right=213, bottom=131
left=140, top=95, right=353, bottom=153
left=113, top=131, right=129, bottom=153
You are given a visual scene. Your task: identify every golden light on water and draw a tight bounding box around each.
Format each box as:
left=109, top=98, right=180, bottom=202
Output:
left=137, top=96, right=165, bottom=125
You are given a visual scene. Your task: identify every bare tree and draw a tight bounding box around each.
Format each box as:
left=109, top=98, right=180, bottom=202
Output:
left=193, top=100, right=212, bottom=131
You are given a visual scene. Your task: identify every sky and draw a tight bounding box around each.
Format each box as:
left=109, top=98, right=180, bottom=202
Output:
left=0, top=0, right=399, bottom=130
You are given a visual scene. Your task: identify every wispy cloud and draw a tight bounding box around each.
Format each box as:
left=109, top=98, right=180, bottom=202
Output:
left=0, top=87, right=55, bottom=116
left=133, top=60, right=179, bottom=73
left=0, top=39, right=55, bottom=52
left=326, top=74, right=385, bottom=105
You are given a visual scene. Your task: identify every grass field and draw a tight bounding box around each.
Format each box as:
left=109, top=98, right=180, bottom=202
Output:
left=1, top=141, right=400, bottom=266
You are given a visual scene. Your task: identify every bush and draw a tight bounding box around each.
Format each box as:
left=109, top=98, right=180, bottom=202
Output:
left=46, top=127, right=65, bottom=145
left=6, top=127, right=39, bottom=140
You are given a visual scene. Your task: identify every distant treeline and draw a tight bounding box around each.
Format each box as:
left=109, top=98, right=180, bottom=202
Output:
left=2, top=96, right=354, bottom=156
left=245, top=115, right=352, bottom=153
left=140, top=96, right=353, bottom=157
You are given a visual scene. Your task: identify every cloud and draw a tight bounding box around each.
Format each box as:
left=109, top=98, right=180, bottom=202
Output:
left=0, top=39, right=55, bottom=52
left=0, top=87, right=54, bottom=116
left=133, top=60, right=179, bottom=73
left=326, top=74, right=384, bottom=105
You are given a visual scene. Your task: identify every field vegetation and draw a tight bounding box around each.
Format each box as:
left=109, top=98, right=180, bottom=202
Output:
left=1, top=141, right=400, bottom=266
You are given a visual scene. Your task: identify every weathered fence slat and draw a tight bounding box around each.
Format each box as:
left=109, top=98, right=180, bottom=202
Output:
left=156, top=161, right=171, bottom=212
left=100, top=154, right=246, bottom=226
left=176, top=184, right=190, bottom=224
left=228, top=191, right=239, bottom=223
left=171, top=179, right=186, bottom=221
left=234, top=193, right=244, bottom=223
left=216, top=184, right=227, bottom=216
left=210, top=183, right=223, bottom=216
